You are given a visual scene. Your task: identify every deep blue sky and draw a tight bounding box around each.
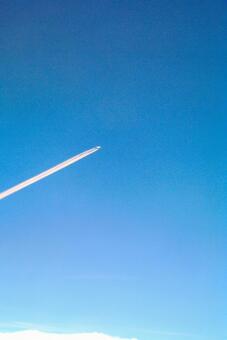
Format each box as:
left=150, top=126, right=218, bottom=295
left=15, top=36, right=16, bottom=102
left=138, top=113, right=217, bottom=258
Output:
left=0, top=1, right=226, bottom=339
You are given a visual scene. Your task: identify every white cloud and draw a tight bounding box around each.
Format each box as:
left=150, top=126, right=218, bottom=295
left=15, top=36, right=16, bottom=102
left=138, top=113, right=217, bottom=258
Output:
left=0, top=331, right=137, bottom=340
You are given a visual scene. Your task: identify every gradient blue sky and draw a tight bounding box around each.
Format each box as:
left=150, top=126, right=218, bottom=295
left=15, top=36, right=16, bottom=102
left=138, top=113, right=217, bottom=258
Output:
left=0, top=1, right=226, bottom=339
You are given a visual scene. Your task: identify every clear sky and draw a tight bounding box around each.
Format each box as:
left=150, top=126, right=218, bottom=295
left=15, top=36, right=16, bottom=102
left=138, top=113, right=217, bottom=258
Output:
left=0, top=1, right=226, bottom=340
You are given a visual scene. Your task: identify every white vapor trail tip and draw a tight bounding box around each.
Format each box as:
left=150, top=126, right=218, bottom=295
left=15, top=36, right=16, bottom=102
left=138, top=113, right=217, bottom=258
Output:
left=0, top=146, right=101, bottom=200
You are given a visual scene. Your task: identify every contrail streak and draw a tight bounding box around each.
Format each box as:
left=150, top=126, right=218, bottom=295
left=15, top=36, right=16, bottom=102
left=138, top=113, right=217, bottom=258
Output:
left=0, top=146, right=101, bottom=200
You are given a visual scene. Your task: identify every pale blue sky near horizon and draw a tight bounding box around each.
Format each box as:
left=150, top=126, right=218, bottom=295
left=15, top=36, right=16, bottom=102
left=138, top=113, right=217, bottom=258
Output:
left=0, top=1, right=226, bottom=340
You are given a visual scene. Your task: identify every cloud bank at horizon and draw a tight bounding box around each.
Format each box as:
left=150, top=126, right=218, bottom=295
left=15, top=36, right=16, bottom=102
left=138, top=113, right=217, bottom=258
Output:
left=0, top=331, right=137, bottom=340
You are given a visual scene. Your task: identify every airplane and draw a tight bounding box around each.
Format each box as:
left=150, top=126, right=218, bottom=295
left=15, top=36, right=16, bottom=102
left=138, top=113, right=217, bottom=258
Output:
left=0, top=146, right=101, bottom=200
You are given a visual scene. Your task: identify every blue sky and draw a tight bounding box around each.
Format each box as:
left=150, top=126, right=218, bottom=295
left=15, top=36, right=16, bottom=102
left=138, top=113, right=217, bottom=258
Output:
left=0, top=1, right=226, bottom=339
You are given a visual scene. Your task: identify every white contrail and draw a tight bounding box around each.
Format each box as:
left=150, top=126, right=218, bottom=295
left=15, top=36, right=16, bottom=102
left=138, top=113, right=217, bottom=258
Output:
left=0, top=146, right=101, bottom=200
